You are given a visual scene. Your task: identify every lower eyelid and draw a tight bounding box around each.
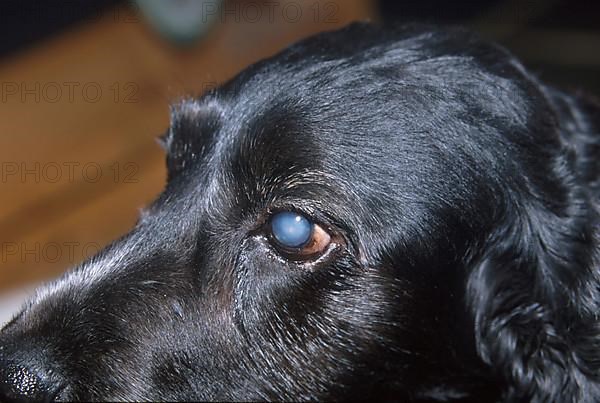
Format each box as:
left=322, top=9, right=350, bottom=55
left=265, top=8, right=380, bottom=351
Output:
left=309, top=240, right=344, bottom=266
left=255, top=231, right=343, bottom=267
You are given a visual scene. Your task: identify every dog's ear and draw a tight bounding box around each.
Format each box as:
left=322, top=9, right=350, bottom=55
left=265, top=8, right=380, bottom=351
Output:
left=467, top=92, right=600, bottom=402
left=161, top=99, right=223, bottom=178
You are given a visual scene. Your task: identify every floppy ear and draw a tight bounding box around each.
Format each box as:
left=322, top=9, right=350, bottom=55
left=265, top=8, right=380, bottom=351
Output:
left=466, top=92, right=600, bottom=402
left=161, top=99, right=223, bottom=179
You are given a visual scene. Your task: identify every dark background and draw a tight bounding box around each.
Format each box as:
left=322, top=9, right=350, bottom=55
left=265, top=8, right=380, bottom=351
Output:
left=0, top=0, right=598, bottom=95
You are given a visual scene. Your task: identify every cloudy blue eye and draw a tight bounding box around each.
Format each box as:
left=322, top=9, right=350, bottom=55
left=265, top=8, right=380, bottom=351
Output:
left=271, top=212, right=314, bottom=249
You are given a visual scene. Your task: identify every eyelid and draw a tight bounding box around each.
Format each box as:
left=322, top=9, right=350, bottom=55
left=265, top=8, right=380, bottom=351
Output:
left=251, top=201, right=351, bottom=265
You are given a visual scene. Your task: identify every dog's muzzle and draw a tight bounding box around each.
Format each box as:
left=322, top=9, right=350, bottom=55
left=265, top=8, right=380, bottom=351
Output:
left=0, top=337, right=64, bottom=402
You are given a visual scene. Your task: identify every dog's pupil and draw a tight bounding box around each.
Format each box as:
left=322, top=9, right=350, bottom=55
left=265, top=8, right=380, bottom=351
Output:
left=271, top=212, right=313, bottom=248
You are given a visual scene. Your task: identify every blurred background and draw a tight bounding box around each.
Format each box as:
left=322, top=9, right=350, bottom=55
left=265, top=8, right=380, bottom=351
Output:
left=0, top=0, right=598, bottom=324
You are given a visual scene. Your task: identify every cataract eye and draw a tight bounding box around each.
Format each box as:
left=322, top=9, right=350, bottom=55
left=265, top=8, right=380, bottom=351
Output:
left=270, top=211, right=332, bottom=259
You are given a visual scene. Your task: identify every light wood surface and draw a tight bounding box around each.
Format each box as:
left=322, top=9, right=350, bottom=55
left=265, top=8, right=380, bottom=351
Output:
left=0, top=0, right=378, bottom=291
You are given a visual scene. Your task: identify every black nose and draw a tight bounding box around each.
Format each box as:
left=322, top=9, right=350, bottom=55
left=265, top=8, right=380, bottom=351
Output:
left=0, top=356, right=62, bottom=402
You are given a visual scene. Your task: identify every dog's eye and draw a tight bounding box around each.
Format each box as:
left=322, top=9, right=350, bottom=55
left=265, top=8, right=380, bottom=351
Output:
left=269, top=211, right=331, bottom=260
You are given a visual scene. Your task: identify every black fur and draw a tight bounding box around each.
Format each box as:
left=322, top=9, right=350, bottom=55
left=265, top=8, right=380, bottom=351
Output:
left=1, top=23, right=599, bottom=402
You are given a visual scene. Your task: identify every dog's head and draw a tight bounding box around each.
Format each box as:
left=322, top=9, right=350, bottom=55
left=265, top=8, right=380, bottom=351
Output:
left=1, top=23, right=599, bottom=402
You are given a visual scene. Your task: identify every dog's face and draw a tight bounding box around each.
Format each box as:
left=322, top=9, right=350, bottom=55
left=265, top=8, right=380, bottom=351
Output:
left=1, top=23, right=599, bottom=402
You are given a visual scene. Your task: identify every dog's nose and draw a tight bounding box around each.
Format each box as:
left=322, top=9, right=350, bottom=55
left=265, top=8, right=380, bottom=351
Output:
left=0, top=356, right=62, bottom=402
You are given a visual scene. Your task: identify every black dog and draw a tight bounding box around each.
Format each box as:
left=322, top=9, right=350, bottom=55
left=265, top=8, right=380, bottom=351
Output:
left=1, top=23, right=599, bottom=402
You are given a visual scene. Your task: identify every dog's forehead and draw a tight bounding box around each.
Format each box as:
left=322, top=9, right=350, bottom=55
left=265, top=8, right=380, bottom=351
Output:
left=160, top=26, right=537, bottom=239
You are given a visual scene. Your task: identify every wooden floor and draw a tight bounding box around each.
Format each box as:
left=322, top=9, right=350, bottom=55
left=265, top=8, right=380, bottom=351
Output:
left=0, top=0, right=377, bottom=292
